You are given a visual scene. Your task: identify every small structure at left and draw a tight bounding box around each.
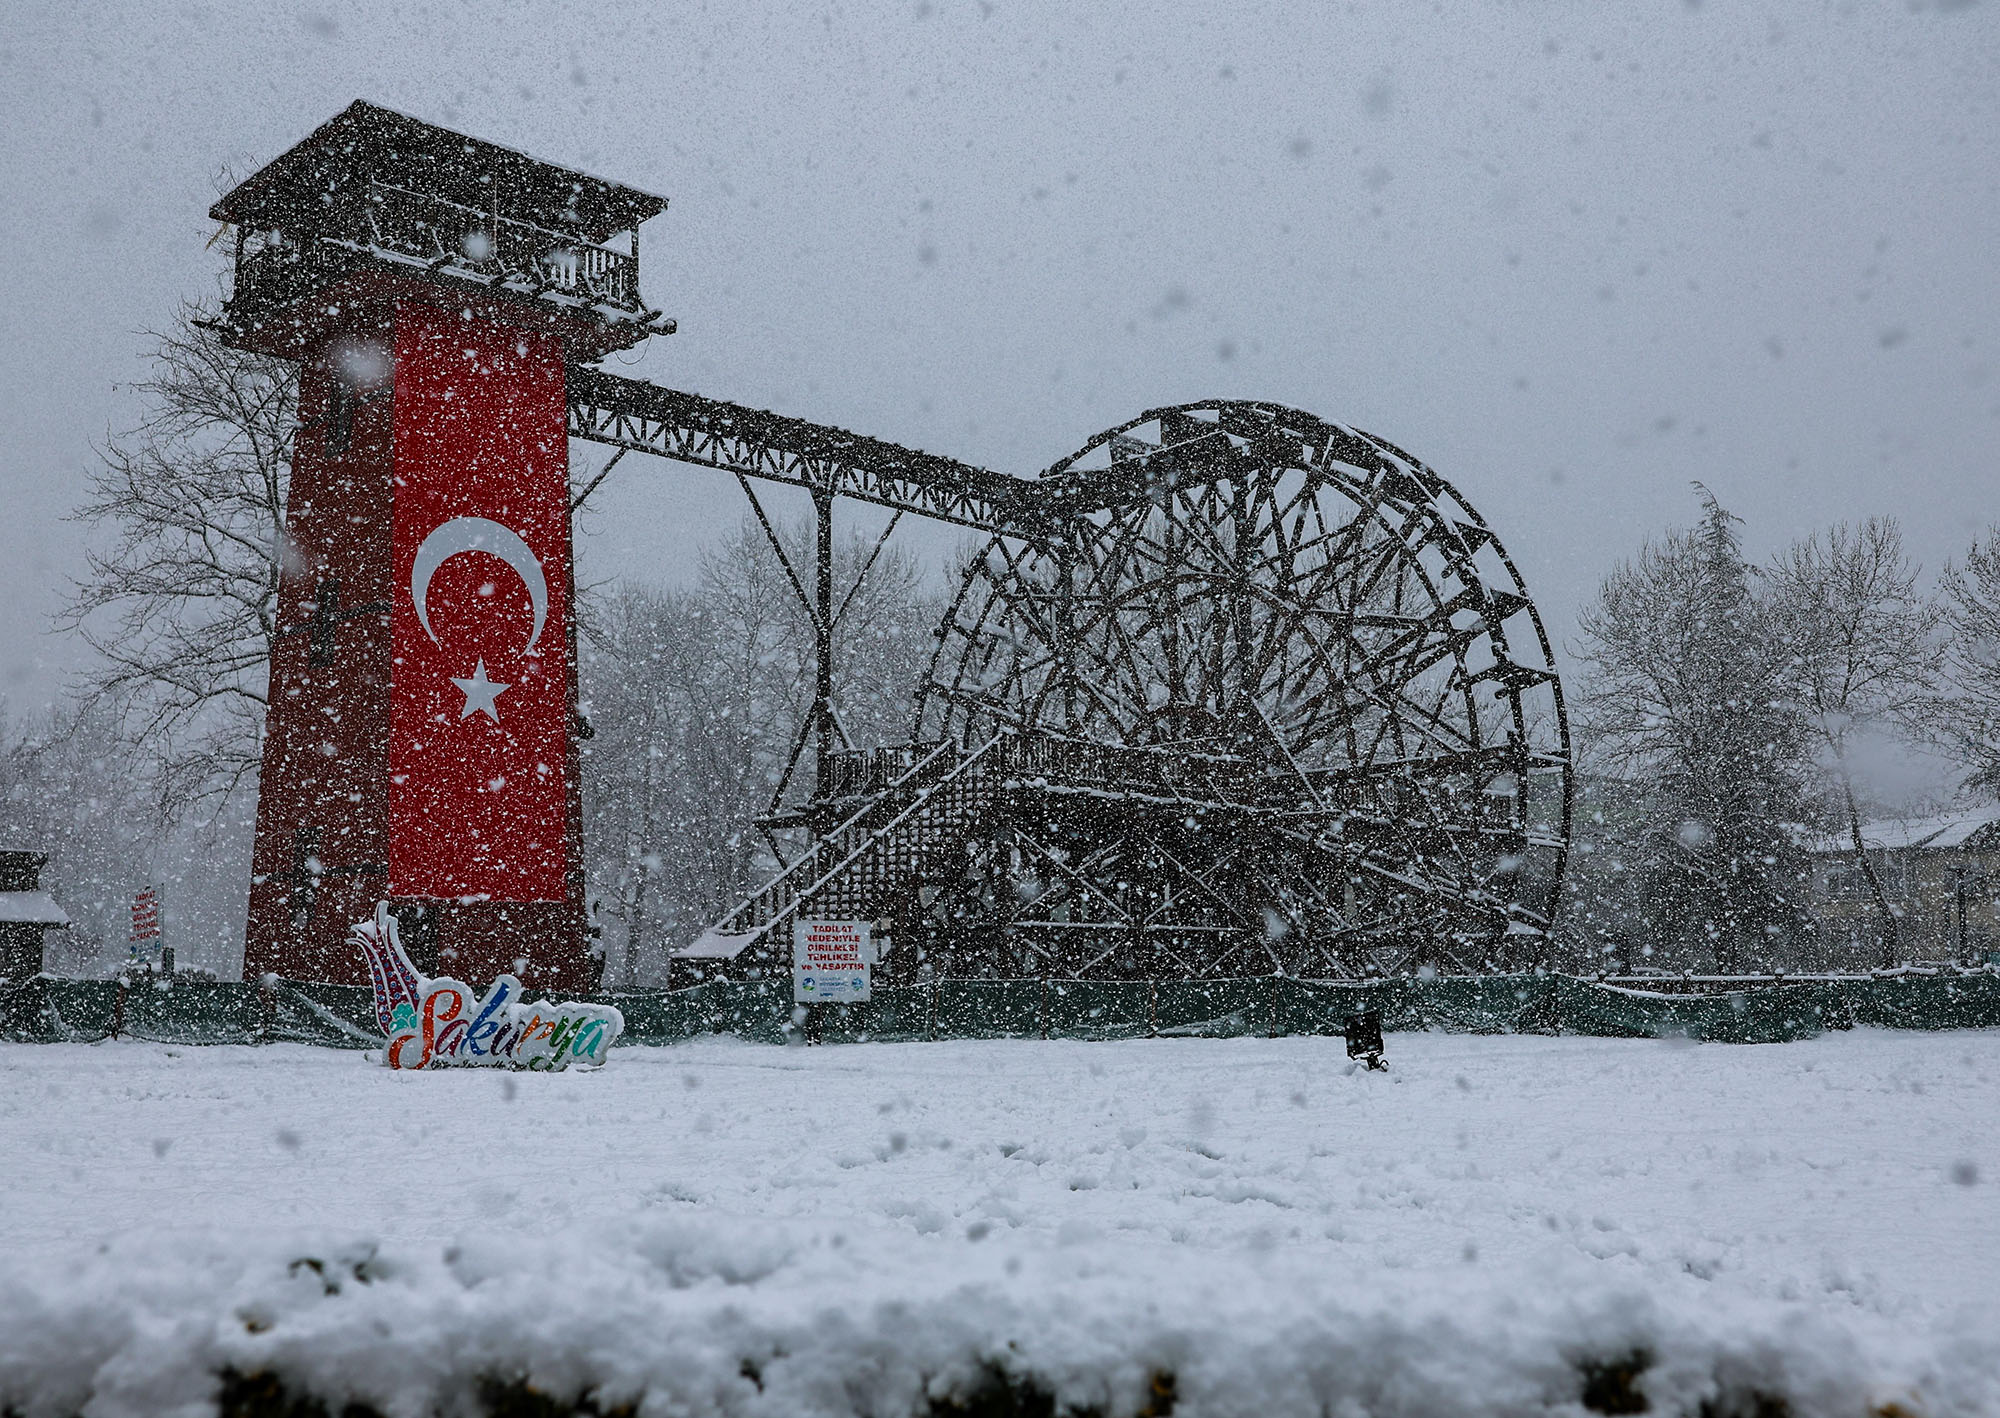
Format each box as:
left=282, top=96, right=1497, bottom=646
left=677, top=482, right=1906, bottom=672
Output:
left=0, top=850, right=70, bottom=983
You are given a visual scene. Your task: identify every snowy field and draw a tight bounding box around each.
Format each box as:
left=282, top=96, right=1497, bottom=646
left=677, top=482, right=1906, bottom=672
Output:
left=3, top=1031, right=1998, bottom=1417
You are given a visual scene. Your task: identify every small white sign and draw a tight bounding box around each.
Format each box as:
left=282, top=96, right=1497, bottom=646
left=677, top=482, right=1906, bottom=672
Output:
left=793, top=919, right=872, bottom=1004
left=129, top=885, right=162, bottom=964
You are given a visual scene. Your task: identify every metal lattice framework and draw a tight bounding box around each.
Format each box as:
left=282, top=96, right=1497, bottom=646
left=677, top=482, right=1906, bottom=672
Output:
left=568, top=368, right=1037, bottom=534
left=571, top=378, right=1572, bottom=979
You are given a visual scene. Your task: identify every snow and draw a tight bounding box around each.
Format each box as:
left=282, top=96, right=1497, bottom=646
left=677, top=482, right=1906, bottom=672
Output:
left=1802, top=804, right=2000, bottom=854
left=676, top=928, right=759, bottom=959
left=2, top=1030, right=1998, bottom=1416
left=0, top=892, right=69, bottom=925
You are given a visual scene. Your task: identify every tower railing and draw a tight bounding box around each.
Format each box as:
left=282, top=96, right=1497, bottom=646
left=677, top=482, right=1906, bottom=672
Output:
left=225, top=184, right=647, bottom=321
left=361, top=183, right=641, bottom=306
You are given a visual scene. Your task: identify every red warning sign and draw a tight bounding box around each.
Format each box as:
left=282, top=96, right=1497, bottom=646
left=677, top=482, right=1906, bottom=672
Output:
left=792, top=920, right=872, bottom=1003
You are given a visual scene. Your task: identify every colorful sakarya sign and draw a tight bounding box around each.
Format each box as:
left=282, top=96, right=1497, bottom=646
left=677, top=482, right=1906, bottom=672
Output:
left=352, top=904, right=621, bottom=1071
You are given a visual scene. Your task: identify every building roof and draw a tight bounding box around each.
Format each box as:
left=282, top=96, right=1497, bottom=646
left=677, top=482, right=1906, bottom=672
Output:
left=210, top=100, right=666, bottom=242
left=1806, top=805, right=2000, bottom=855
left=0, top=892, right=69, bottom=926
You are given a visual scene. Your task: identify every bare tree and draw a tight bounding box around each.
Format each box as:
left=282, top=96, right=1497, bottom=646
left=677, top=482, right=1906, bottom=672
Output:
left=1767, top=518, right=1942, bottom=965
left=1932, top=530, right=2000, bottom=801
left=580, top=517, right=943, bottom=985
left=582, top=581, right=766, bottom=986
left=59, top=304, right=296, bottom=820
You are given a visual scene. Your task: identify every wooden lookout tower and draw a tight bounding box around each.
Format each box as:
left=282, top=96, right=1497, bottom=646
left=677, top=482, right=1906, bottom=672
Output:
left=214, top=101, right=668, bottom=989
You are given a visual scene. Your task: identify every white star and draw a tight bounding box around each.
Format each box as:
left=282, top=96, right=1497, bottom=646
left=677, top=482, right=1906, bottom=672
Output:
left=451, top=659, right=509, bottom=722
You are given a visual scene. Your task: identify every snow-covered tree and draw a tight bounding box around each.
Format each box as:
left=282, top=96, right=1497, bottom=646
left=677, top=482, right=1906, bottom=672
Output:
left=0, top=701, right=260, bottom=979
left=581, top=581, right=764, bottom=988
left=0, top=704, right=158, bottom=974
left=1574, top=488, right=1814, bottom=972
left=1767, top=518, right=1942, bottom=964
left=1931, top=531, right=2000, bottom=801
left=580, top=518, right=942, bottom=985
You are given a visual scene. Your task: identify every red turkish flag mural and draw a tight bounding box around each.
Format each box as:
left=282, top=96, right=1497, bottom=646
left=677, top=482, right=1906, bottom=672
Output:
left=388, top=304, right=570, bottom=902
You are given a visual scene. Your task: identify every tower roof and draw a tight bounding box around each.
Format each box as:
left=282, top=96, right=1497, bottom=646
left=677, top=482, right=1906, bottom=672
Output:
left=211, top=100, right=665, bottom=243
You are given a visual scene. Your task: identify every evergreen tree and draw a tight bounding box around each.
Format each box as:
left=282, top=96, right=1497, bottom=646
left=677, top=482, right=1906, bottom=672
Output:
left=1575, top=488, right=1814, bottom=972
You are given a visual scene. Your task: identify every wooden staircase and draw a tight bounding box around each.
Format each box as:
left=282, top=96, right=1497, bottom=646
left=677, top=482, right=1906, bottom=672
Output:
left=684, top=734, right=1005, bottom=966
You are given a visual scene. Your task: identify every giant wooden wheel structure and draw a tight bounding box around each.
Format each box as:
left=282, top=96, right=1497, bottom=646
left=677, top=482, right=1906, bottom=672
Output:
left=627, top=392, right=1574, bottom=981
left=899, top=402, right=1570, bottom=979
left=209, top=100, right=1570, bottom=986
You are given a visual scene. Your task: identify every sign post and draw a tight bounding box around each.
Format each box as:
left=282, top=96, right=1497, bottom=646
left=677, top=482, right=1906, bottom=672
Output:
left=792, top=920, right=872, bottom=1005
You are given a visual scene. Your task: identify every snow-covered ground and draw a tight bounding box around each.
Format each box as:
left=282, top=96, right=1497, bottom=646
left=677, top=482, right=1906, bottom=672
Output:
left=3, top=1030, right=1997, bottom=1416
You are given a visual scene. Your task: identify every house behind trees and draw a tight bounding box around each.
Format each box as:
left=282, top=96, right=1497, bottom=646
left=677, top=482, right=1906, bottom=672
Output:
left=1805, top=808, right=2000, bottom=966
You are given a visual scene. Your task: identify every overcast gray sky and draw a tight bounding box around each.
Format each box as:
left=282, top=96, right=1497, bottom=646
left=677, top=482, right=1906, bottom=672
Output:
left=2, top=0, right=1995, bottom=717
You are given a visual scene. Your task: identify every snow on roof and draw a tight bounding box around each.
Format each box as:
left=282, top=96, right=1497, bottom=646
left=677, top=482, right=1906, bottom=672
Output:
left=210, top=99, right=666, bottom=241
left=1922, top=812, right=2000, bottom=849
left=1806, top=806, right=2000, bottom=855
left=672, top=930, right=759, bottom=960
left=0, top=891, right=69, bottom=926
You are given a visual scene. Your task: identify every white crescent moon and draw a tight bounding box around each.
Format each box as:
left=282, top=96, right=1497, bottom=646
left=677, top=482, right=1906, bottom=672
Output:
left=410, top=516, right=548, bottom=653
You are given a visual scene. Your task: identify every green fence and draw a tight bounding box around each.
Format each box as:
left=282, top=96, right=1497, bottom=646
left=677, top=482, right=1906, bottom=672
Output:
left=5, top=971, right=2000, bottom=1048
